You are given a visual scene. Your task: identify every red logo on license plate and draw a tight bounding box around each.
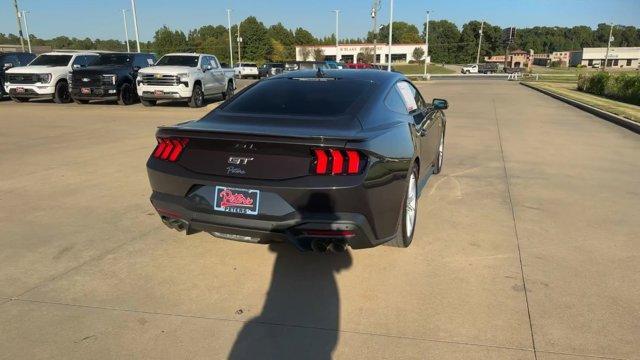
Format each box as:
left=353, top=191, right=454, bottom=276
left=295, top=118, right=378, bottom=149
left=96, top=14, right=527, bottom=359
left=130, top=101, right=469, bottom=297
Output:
left=214, top=187, right=259, bottom=215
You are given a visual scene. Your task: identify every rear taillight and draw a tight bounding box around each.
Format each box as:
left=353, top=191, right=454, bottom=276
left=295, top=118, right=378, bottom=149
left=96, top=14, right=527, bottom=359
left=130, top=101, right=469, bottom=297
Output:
left=311, top=148, right=365, bottom=175
left=152, top=137, right=189, bottom=162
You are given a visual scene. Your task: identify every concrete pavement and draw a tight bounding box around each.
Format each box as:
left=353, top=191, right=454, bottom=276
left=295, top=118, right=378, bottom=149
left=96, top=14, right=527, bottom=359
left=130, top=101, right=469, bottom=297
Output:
left=0, top=80, right=638, bottom=359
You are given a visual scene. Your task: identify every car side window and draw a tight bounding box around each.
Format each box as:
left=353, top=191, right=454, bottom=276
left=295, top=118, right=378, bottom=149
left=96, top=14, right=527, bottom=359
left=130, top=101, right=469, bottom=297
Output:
left=384, top=86, right=409, bottom=114
left=133, top=55, right=147, bottom=69
left=4, top=54, right=19, bottom=66
left=210, top=57, right=219, bottom=69
left=72, top=55, right=85, bottom=67
left=86, top=55, right=99, bottom=66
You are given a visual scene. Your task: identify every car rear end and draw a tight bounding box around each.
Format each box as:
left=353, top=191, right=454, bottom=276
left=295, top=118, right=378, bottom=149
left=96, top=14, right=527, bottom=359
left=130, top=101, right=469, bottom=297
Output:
left=146, top=74, right=405, bottom=251
left=236, top=63, right=259, bottom=79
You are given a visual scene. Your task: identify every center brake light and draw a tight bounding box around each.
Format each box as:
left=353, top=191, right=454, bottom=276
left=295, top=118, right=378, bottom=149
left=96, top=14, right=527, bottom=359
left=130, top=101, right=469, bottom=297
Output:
left=312, top=148, right=365, bottom=175
left=152, top=137, right=189, bottom=162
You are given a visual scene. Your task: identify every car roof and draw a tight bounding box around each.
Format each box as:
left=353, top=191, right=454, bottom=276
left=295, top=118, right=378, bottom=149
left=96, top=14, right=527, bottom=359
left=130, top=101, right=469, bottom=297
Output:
left=163, top=53, right=206, bottom=57
left=272, top=69, right=405, bottom=85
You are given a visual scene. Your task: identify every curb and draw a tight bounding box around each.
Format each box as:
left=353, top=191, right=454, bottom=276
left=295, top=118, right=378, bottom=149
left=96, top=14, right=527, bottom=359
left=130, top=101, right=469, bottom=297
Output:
left=520, top=82, right=640, bottom=134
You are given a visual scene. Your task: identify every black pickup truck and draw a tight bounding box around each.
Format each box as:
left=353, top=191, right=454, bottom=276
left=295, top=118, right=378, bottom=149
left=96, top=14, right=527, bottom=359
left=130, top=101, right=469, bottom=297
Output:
left=1, top=52, right=36, bottom=97
left=70, top=52, right=155, bottom=105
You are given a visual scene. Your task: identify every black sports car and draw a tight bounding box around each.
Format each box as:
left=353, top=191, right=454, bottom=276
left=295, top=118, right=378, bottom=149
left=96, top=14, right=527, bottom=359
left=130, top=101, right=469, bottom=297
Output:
left=146, top=69, right=448, bottom=252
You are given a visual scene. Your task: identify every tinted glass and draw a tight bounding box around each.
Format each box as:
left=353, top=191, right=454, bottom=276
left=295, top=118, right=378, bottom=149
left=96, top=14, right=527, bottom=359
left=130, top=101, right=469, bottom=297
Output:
left=157, top=55, right=198, bottom=67
left=3, top=54, right=19, bottom=65
left=223, top=78, right=372, bottom=116
left=94, top=54, right=132, bottom=66
left=385, top=87, right=408, bottom=114
left=30, top=55, right=73, bottom=66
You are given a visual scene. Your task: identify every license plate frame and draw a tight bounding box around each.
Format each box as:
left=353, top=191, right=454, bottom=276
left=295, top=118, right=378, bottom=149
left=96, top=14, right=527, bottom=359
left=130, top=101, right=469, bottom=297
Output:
left=214, top=186, right=260, bottom=215
left=15, top=87, right=25, bottom=93
left=154, top=90, right=164, bottom=96
left=81, top=87, right=91, bottom=94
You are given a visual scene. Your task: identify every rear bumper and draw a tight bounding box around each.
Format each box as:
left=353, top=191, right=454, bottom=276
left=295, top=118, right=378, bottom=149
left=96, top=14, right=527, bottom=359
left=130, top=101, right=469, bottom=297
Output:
left=147, top=161, right=405, bottom=250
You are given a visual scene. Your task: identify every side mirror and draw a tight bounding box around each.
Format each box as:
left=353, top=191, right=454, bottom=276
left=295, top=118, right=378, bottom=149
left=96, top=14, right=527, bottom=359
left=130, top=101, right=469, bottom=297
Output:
left=432, top=98, right=448, bottom=110
left=133, top=66, right=141, bottom=71
left=72, top=64, right=81, bottom=69
left=4, top=63, right=14, bottom=70
left=204, top=65, right=213, bottom=72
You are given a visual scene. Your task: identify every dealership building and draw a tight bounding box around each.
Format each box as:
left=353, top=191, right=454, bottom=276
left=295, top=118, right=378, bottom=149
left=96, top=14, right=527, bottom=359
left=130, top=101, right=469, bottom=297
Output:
left=571, top=47, right=640, bottom=68
left=295, top=43, right=429, bottom=64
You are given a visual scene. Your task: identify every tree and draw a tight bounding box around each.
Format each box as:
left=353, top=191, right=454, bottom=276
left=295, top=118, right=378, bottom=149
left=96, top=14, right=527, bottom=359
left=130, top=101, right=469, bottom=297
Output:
left=359, top=47, right=374, bottom=63
left=239, top=16, right=271, bottom=61
left=373, top=22, right=422, bottom=44
left=294, top=28, right=316, bottom=45
left=268, top=23, right=295, bottom=59
left=412, top=47, right=424, bottom=62
left=423, top=20, right=461, bottom=64
left=270, top=39, right=287, bottom=61
left=312, top=48, right=325, bottom=61
left=153, top=26, right=188, bottom=55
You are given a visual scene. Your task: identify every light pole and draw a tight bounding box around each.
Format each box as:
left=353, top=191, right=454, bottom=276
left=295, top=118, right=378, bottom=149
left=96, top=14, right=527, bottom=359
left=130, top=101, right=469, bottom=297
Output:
left=130, top=0, right=141, bottom=52
left=371, top=0, right=380, bottom=64
left=332, top=10, right=340, bottom=62
left=603, top=23, right=614, bottom=71
left=12, top=0, right=25, bottom=51
left=226, top=9, right=234, bottom=67
left=476, top=20, right=484, bottom=64
left=387, top=0, right=394, bottom=71
left=21, top=11, right=31, bottom=53
left=237, top=20, right=242, bottom=66
left=122, top=9, right=130, bottom=52
left=423, top=10, right=431, bottom=77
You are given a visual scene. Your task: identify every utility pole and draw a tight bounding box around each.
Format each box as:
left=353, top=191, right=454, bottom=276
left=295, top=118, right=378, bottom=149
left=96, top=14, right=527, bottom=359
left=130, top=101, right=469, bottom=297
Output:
left=423, top=10, right=431, bottom=77
left=122, top=9, right=130, bottom=52
left=476, top=21, right=484, bottom=64
left=12, top=0, right=25, bottom=51
left=371, top=0, right=380, bottom=64
left=387, top=0, right=394, bottom=71
left=21, top=11, right=31, bottom=53
left=603, top=23, right=614, bottom=71
left=130, top=0, right=141, bottom=52
left=226, top=9, right=234, bottom=67
left=332, top=10, right=340, bottom=62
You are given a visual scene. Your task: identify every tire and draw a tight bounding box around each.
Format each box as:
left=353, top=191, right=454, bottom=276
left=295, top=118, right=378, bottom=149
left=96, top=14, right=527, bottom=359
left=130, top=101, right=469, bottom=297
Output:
left=141, top=98, right=157, bottom=107
left=73, top=98, right=89, bottom=104
left=53, top=81, right=71, bottom=104
left=465, top=70, right=470, bottom=74
left=188, top=83, right=204, bottom=108
left=391, top=165, right=419, bottom=248
left=433, top=126, right=445, bottom=174
left=117, top=83, right=135, bottom=105
left=222, top=82, right=234, bottom=100
left=11, top=96, right=29, bottom=103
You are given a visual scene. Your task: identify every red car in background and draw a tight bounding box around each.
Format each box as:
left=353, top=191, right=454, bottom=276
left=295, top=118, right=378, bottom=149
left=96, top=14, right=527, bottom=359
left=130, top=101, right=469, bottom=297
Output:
left=344, top=62, right=373, bottom=69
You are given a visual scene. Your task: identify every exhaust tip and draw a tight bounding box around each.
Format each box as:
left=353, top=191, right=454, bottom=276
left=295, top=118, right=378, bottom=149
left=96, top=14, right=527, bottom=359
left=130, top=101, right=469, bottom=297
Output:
left=310, top=239, right=330, bottom=253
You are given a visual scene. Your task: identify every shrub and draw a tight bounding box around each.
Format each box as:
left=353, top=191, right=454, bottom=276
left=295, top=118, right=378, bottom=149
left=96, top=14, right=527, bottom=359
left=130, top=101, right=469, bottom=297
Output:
left=577, top=72, right=640, bottom=105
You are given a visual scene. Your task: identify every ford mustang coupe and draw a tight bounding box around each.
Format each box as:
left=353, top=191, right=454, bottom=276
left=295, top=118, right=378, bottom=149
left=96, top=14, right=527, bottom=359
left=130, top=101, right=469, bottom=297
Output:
left=146, top=69, right=448, bottom=252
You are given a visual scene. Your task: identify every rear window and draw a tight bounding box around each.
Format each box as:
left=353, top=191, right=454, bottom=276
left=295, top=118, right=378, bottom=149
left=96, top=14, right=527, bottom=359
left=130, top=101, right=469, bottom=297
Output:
left=222, top=78, right=372, bottom=116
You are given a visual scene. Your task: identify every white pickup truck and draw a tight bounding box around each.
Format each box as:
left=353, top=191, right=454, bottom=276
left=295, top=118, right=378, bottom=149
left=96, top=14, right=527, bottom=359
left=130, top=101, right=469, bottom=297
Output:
left=4, top=51, right=99, bottom=103
left=136, top=53, right=235, bottom=108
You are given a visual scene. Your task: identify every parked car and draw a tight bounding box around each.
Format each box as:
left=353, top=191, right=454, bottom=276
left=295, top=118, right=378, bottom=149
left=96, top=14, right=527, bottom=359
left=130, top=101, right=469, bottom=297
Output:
left=284, top=61, right=329, bottom=72
left=325, top=61, right=343, bottom=69
left=344, top=62, right=373, bottom=69
left=146, top=70, right=448, bottom=251
left=1, top=52, right=36, bottom=98
left=5, top=51, right=99, bottom=103
left=258, top=62, right=285, bottom=78
left=478, top=63, right=501, bottom=74
left=137, top=53, right=235, bottom=108
left=69, top=52, right=155, bottom=105
left=234, top=62, right=259, bottom=79
left=461, top=64, right=478, bottom=74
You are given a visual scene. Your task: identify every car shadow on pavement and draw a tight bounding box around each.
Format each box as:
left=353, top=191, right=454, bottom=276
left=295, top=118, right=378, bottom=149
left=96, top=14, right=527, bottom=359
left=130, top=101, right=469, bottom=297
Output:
left=228, top=194, right=353, bottom=360
left=228, top=244, right=352, bottom=360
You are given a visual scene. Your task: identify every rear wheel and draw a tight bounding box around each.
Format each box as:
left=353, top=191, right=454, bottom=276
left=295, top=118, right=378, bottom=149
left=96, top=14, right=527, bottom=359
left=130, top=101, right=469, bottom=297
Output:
left=11, top=96, right=29, bottom=102
left=188, top=83, right=204, bottom=108
left=391, top=165, right=419, bottom=248
left=53, top=81, right=71, bottom=103
left=433, top=128, right=445, bottom=174
left=141, top=98, right=157, bottom=107
left=222, top=82, right=234, bottom=100
left=117, top=83, right=135, bottom=105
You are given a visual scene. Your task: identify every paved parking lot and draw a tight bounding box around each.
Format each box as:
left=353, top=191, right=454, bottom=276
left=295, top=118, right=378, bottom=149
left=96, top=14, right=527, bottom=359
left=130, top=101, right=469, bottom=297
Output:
left=1, top=80, right=638, bottom=360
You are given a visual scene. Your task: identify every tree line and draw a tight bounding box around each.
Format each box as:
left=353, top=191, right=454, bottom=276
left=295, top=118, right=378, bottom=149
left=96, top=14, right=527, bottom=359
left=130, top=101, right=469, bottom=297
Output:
left=1, top=17, right=639, bottom=64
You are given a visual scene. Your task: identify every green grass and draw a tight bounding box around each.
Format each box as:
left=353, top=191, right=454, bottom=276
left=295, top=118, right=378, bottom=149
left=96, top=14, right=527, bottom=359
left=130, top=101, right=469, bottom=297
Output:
left=394, top=63, right=454, bottom=75
left=526, top=82, right=640, bottom=123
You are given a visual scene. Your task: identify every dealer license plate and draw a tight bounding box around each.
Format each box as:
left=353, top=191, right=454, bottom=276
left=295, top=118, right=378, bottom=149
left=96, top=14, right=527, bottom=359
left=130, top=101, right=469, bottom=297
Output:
left=214, top=186, right=260, bottom=215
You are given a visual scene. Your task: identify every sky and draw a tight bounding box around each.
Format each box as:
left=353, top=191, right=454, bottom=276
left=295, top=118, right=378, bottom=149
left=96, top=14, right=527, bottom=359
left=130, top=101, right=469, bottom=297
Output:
left=1, top=0, right=639, bottom=42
